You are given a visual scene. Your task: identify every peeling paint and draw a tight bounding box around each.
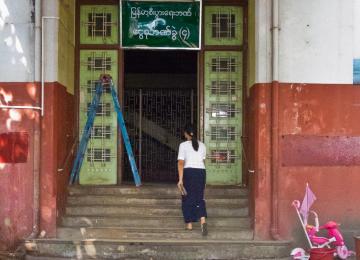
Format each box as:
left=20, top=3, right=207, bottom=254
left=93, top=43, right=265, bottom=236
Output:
left=248, top=83, right=360, bottom=242
left=259, top=103, right=266, bottom=114
left=4, top=218, right=11, bottom=227
left=281, top=135, right=360, bottom=166
left=30, top=0, right=35, bottom=23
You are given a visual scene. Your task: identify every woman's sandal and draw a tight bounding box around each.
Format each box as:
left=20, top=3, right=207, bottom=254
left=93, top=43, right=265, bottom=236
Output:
left=201, top=223, right=208, bottom=236
left=185, top=224, right=193, bottom=231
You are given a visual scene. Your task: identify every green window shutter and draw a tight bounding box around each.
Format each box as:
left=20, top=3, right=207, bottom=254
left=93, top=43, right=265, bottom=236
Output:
left=204, top=6, right=243, bottom=46
left=79, top=50, right=119, bottom=185
left=80, top=5, right=119, bottom=44
left=204, top=51, right=243, bottom=184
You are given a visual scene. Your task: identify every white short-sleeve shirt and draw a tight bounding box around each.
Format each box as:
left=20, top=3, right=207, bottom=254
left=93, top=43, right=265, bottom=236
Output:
left=177, top=141, right=206, bottom=169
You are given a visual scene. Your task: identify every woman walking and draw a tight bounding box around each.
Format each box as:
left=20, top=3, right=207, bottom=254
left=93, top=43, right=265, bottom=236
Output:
left=177, top=124, right=208, bottom=236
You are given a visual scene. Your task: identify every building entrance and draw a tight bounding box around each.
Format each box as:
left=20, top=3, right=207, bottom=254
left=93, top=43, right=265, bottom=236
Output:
left=76, top=1, right=246, bottom=185
left=123, top=51, right=198, bottom=183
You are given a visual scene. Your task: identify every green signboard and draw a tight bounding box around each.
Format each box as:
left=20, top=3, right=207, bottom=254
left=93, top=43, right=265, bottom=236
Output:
left=121, top=1, right=201, bottom=49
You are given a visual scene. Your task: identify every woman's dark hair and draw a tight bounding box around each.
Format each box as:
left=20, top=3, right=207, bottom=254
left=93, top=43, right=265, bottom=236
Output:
left=184, top=124, right=199, bottom=151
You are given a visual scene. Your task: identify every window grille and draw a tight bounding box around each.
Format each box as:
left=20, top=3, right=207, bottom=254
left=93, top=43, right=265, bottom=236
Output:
left=211, top=57, right=237, bottom=72
left=90, top=125, right=112, bottom=139
left=210, top=80, right=239, bottom=95
left=211, top=12, right=236, bottom=39
left=208, top=150, right=238, bottom=164
left=87, top=57, right=112, bottom=71
left=87, top=102, right=111, bottom=116
left=86, top=11, right=114, bottom=38
left=207, top=103, right=241, bottom=118
left=86, top=80, right=111, bottom=94
left=207, top=126, right=239, bottom=141
left=87, top=148, right=112, bottom=163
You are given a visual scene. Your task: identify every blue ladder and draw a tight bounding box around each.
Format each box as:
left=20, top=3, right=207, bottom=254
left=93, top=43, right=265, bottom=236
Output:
left=110, top=80, right=141, bottom=186
left=69, top=75, right=141, bottom=186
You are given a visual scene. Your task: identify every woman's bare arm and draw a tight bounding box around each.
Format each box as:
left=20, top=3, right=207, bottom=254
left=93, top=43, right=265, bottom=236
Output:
left=177, top=160, right=184, bottom=187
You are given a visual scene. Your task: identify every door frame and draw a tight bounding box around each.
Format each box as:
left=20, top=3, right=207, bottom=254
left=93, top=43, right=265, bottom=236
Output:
left=122, top=49, right=199, bottom=183
left=75, top=0, right=248, bottom=185
left=76, top=0, right=123, bottom=184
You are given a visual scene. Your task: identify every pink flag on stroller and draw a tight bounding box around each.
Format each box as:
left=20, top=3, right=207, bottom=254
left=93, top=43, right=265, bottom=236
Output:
left=299, top=184, right=317, bottom=225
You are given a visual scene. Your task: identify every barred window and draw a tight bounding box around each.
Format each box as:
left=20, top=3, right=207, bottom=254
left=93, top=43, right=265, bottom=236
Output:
left=210, top=126, right=236, bottom=141
left=211, top=81, right=236, bottom=95
left=211, top=13, right=236, bottom=38
left=209, top=150, right=236, bottom=163
left=87, top=102, right=111, bottom=116
left=87, top=57, right=112, bottom=71
left=90, top=125, right=112, bottom=139
left=88, top=13, right=112, bottom=37
left=210, top=103, right=236, bottom=118
left=87, top=80, right=111, bottom=94
left=87, top=148, right=111, bottom=162
left=211, top=57, right=236, bottom=72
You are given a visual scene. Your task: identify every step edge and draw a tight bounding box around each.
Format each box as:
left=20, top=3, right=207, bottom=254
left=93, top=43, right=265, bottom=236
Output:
left=24, top=238, right=292, bottom=246
left=65, top=205, right=249, bottom=209
left=57, top=226, right=253, bottom=231
left=62, top=215, right=251, bottom=219
left=68, top=194, right=249, bottom=201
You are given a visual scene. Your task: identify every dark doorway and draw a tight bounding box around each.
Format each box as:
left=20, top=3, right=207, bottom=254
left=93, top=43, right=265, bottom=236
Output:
left=124, top=50, right=198, bottom=183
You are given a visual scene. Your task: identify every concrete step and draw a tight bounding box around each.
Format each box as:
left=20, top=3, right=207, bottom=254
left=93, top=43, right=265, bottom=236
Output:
left=68, top=185, right=248, bottom=197
left=61, top=215, right=252, bottom=228
left=24, top=185, right=294, bottom=259
left=57, top=227, right=254, bottom=240
left=26, top=257, right=71, bottom=260
left=25, top=255, right=292, bottom=260
left=0, top=251, right=23, bottom=259
left=25, top=256, right=292, bottom=260
left=24, top=239, right=292, bottom=259
left=65, top=204, right=249, bottom=217
left=25, top=256, right=294, bottom=260
left=67, top=195, right=248, bottom=207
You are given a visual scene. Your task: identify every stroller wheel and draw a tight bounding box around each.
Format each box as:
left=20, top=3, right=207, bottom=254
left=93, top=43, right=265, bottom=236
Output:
left=336, top=245, right=350, bottom=259
left=290, top=248, right=309, bottom=259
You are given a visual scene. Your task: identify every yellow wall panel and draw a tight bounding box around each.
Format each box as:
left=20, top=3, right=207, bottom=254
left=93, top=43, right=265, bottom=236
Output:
left=58, top=0, right=75, bottom=94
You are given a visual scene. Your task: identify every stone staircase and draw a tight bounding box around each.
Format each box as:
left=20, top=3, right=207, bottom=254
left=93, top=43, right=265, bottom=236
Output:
left=24, top=184, right=291, bottom=259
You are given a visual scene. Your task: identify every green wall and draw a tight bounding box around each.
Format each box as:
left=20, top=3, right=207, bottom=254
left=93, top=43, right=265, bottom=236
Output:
left=58, top=0, right=75, bottom=94
left=203, top=6, right=244, bottom=185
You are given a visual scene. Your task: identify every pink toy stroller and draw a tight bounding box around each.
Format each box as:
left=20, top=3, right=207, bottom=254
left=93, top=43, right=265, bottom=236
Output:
left=291, top=184, right=355, bottom=260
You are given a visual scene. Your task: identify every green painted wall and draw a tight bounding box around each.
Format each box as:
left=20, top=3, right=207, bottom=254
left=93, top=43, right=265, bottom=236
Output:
left=204, top=6, right=243, bottom=46
left=203, top=6, right=244, bottom=185
left=78, top=4, right=119, bottom=185
left=78, top=50, right=118, bottom=185
left=204, top=51, right=243, bottom=184
left=80, top=5, right=119, bottom=45
left=58, top=0, right=75, bottom=94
